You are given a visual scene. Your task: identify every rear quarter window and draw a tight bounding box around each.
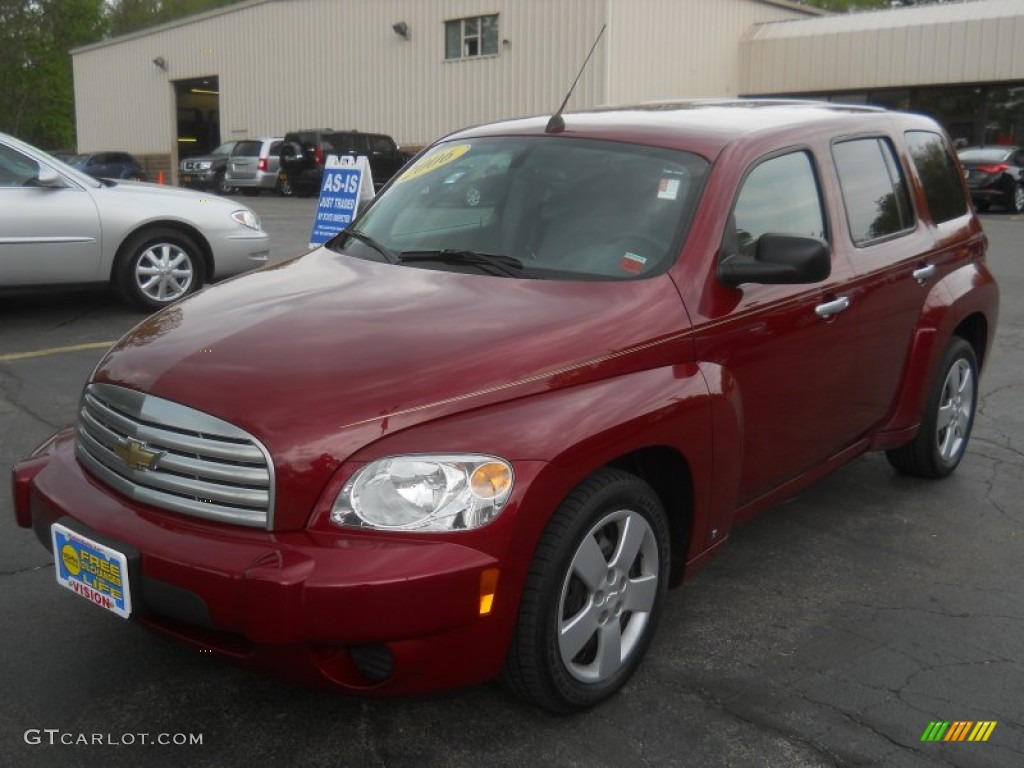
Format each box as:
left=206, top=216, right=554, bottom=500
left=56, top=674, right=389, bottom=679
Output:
left=832, top=137, right=914, bottom=245
left=905, top=131, right=968, bottom=224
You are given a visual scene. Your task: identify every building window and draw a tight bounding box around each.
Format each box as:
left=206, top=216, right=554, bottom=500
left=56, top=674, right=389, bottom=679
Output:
left=445, top=15, right=499, bottom=60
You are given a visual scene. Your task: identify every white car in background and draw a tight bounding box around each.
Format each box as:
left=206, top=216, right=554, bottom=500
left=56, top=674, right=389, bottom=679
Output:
left=0, top=132, right=269, bottom=311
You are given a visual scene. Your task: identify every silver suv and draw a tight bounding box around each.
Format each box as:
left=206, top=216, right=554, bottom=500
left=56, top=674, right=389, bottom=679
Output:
left=226, top=137, right=286, bottom=196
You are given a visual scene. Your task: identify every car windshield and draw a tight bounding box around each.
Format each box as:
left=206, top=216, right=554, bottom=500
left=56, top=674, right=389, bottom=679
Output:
left=341, top=136, right=708, bottom=280
left=959, top=148, right=1014, bottom=163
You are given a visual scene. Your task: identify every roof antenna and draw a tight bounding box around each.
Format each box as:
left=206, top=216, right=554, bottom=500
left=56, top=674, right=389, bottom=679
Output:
left=546, top=24, right=607, bottom=134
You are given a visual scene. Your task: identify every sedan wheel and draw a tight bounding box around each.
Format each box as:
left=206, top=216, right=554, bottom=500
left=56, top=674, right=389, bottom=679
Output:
left=503, top=468, right=670, bottom=712
left=886, top=337, right=978, bottom=477
left=116, top=228, right=206, bottom=312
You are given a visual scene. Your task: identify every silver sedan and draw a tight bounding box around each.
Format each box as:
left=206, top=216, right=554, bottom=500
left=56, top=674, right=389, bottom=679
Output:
left=0, top=132, right=270, bottom=311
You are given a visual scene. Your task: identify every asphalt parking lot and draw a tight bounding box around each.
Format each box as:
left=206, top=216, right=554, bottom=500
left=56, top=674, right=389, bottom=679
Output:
left=1, top=198, right=1021, bottom=768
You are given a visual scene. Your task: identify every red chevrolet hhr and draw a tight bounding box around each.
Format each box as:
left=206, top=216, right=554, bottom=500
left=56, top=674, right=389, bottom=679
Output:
left=13, top=101, right=999, bottom=711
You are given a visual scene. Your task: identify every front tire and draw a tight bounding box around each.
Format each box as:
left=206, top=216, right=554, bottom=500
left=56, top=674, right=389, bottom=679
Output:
left=213, top=171, right=233, bottom=195
left=886, top=337, right=978, bottom=478
left=503, top=468, right=670, bottom=712
left=115, top=228, right=206, bottom=312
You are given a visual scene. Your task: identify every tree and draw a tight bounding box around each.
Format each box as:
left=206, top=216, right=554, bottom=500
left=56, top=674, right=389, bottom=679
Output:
left=107, top=0, right=243, bottom=37
left=0, top=0, right=106, bottom=148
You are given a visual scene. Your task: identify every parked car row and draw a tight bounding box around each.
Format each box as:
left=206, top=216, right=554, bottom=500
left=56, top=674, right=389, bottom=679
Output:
left=177, top=130, right=411, bottom=198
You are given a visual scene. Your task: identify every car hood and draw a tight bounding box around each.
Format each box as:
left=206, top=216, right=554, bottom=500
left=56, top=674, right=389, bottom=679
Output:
left=92, top=249, right=692, bottom=526
left=181, top=153, right=228, bottom=165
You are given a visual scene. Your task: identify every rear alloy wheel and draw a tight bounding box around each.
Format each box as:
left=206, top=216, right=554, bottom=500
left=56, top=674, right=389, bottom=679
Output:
left=1010, top=182, right=1024, bottom=214
left=503, top=468, right=670, bottom=712
left=886, top=337, right=978, bottom=478
left=116, top=228, right=205, bottom=312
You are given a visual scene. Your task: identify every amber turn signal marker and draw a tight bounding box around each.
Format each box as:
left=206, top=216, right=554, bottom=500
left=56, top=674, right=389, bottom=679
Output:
left=470, top=462, right=512, bottom=499
left=479, top=567, right=500, bottom=615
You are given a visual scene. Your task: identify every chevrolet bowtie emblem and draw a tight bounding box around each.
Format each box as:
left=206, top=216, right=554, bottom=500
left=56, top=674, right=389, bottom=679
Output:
left=114, top=438, right=164, bottom=471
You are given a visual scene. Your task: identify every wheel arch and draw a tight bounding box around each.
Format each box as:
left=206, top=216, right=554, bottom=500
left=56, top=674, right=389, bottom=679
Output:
left=606, top=446, right=693, bottom=585
left=874, top=265, right=998, bottom=442
left=111, top=221, right=214, bottom=283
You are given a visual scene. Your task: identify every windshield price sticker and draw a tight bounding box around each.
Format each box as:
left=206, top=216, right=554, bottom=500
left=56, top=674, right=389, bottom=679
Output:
left=310, top=166, right=363, bottom=247
left=51, top=523, right=132, bottom=618
left=394, top=144, right=471, bottom=184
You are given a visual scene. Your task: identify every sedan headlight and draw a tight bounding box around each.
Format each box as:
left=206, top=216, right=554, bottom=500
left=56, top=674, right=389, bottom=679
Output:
left=231, top=209, right=262, bottom=231
left=331, top=455, right=514, bottom=532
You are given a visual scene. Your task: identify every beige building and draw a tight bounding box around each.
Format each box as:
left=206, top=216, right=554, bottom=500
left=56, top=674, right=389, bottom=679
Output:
left=70, top=0, right=817, bottom=180
left=71, top=0, right=1024, bottom=181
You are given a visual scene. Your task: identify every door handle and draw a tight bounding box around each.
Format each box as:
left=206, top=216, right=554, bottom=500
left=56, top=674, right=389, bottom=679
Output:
left=912, top=264, right=936, bottom=284
left=815, top=296, right=850, bottom=319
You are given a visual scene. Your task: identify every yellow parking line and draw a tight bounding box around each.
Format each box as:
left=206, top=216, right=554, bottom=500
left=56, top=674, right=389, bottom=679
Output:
left=0, top=341, right=115, bottom=362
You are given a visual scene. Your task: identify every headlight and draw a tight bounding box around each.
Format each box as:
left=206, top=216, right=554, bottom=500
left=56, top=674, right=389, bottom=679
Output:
left=197, top=161, right=212, bottom=170
left=331, top=454, right=514, bottom=532
left=231, top=209, right=262, bottom=230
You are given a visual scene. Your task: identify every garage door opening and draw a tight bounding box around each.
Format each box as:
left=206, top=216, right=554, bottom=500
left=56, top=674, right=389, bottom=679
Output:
left=175, top=76, right=221, bottom=159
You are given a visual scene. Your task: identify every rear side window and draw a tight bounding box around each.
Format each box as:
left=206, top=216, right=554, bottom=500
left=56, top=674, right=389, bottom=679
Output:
left=731, top=151, right=826, bottom=258
left=833, top=137, right=914, bottom=245
left=905, top=131, right=968, bottom=223
left=369, top=135, right=397, bottom=153
left=235, top=141, right=262, bottom=157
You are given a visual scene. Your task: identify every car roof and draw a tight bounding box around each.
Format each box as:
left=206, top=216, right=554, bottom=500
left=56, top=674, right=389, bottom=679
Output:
left=444, top=99, right=943, bottom=161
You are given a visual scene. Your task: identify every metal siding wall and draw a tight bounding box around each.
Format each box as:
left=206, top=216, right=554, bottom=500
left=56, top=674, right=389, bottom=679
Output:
left=74, top=0, right=612, bottom=154
left=741, top=2, right=1024, bottom=94
left=605, top=0, right=811, bottom=104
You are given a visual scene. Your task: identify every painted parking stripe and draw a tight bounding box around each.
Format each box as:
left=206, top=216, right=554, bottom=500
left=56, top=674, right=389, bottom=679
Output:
left=0, top=341, right=115, bottom=362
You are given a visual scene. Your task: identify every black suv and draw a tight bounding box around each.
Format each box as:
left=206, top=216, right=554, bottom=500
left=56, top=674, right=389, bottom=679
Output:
left=278, top=130, right=411, bottom=197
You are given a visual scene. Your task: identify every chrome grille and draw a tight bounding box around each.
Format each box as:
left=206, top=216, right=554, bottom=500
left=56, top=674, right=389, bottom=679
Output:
left=75, top=383, right=274, bottom=528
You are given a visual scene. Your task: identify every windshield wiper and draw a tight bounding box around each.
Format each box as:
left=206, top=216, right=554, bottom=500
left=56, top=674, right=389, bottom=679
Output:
left=335, top=229, right=399, bottom=263
left=398, top=249, right=532, bottom=278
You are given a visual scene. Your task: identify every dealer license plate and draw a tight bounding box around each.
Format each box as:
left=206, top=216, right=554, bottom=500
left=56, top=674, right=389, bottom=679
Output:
left=182, top=174, right=193, bottom=184
left=51, top=523, right=132, bottom=618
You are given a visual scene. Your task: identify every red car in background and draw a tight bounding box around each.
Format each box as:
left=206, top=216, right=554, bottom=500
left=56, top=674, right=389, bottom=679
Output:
left=13, top=101, right=998, bottom=712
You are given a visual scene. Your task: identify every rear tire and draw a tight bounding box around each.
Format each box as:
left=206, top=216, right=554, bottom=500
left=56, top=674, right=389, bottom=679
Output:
left=502, top=468, right=670, bottom=712
left=1008, top=181, right=1024, bottom=214
left=886, top=337, right=978, bottom=478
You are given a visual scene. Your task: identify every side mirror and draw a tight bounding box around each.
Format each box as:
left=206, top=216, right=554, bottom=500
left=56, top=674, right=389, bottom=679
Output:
left=35, top=167, right=65, bottom=188
left=718, top=233, right=830, bottom=287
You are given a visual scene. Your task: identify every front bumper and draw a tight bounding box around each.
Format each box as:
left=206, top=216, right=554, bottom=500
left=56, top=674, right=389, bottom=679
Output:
left=12, top=430, right=512, bottom=694
left=179, top=169, right=218, bottom=189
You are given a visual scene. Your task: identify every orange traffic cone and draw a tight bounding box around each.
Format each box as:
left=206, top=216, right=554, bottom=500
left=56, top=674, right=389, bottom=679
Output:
left=157, top=170, right=165, bottom=184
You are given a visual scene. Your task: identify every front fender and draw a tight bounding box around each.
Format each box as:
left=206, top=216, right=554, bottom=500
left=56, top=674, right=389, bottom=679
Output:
left=314, top=363, right=714, bottom=654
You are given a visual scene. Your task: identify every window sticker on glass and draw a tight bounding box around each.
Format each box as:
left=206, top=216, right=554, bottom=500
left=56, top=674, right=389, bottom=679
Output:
left=620, top=252, right=647, bottom=273
left=658, top=178, right=681, bottom=201
left=395, top=144, right=472, bottom=184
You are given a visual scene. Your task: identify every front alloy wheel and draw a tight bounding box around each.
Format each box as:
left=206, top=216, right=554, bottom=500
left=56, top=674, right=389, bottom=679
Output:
left=558, top=508, right=661, bottom=684
left=116, top=228, right=205, bottom=312
left=503, top=468, right=670, bottom=712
